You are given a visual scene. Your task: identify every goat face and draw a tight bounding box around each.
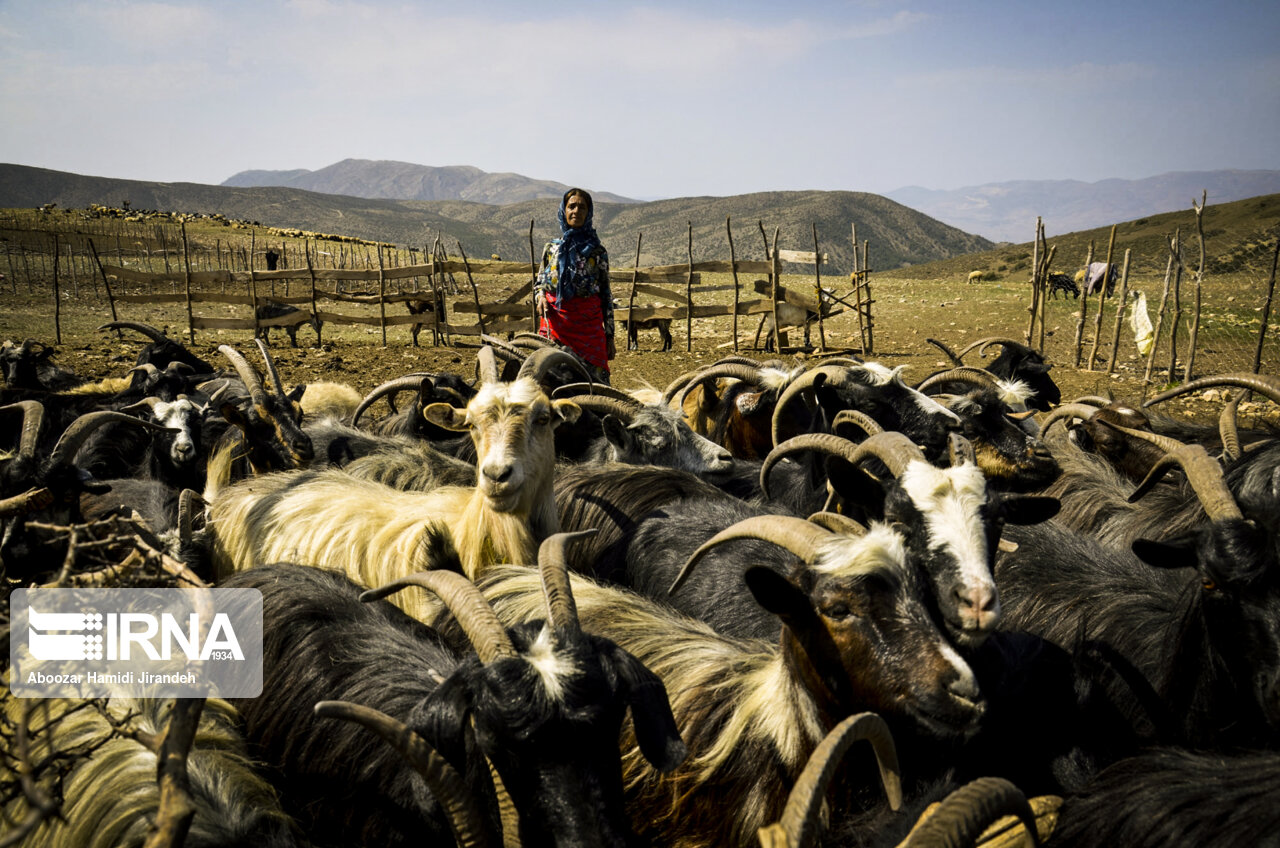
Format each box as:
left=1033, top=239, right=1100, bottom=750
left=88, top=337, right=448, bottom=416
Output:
left=747, top=531, right=984, bottom=739
left=1133, top=518, right=1280, bottom=728
left=149, top=397, right=205, bottom=470
left=428, top=621, right=684, bottom=847
left=600, top=405, right=734, bottom=477
left=426, top=379, right=580, bottom=514
left=817, top=364, right=962, bottom=462
left=947, top=389, right=1060, bottom=492
left=885, top=461, right=1059, bottom=650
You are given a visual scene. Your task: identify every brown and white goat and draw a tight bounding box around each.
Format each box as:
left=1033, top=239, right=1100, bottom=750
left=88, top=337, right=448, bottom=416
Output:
left=205, top=348, right=583, bottom=617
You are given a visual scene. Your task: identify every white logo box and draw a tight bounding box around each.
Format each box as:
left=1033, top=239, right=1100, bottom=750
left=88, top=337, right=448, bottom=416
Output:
left=10, top=588, right=263, bottom=698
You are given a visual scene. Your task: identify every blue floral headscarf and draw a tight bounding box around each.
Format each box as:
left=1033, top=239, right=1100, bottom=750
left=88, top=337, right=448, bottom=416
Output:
left=553, top=188, right=602, bottom=301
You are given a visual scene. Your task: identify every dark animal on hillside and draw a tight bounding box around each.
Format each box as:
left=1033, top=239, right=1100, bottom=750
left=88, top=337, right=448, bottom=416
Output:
left=1046, top=273, right=1080, bottom=300
left=255, top=300, right=321, bottom=347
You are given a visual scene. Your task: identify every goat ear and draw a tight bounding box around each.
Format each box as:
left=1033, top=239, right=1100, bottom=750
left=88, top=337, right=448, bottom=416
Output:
left=1131, top=537, right=1197, bottom=570
left=1001, top=495, right=1060, bottom=525
left=607, top=644, right=687, bottom=773
left=600, top=415, right=632, bottom=452
left=423, top=402, right=469, bottom=431
left=829, top=463, right=887, bottom=521
left=287, top=383, right=306, bottom=403
left=551, top=399, right=581, bottom=428
left=745, top=567, right=811, bottom=620
left=735, top=391, right=765, bottom=415
left=413, top=673, right=477, bottom=769
left=219, top=401, right=249, bottom=430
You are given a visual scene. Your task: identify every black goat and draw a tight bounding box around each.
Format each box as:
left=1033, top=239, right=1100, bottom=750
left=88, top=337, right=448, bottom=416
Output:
left=405, top=294, right=446, bottom=346
left=255, top=300, right=321, bottom=347
left=1048, top=747, right=1280, bottom=847
left=0, top=338, right=84, bottom=391
left=98, top=320, right=217, bottom=376
left=1046, top=272, right=1080, bottom=300
left=223, top=530, right=686, bottom=848
left=926, top=337, right=1061, bottom=412
left=620, top=308, right=673, bottom=351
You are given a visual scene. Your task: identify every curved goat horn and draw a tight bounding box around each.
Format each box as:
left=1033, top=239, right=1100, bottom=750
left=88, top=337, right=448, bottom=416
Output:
left=254, top=338, right=289, bottom=400
left=674, top=363, right=763, bottom=409
left=49, top=411, right=177, bottom=470
left=845, top=431, right=928, bottom=479
left=1220, top=390, right=1245, bottom=461
left=926, top=338, right=963, bottom=366
left=476, top=346, right=501, bottom=384
left=948, top=432, right=977, bottom=466
left=669, top=515, right=833, bottom=595
left=361, top=570, right=517, bottom=664
left=761, top=433, right=864, bottom=500
left=771, top=365, right=848, bottom=447
left=551, top=382, right=640, bottom=404
left=218, top=344, right=267, bottom=402
left=352, top=376, right=433, bottom=426
left=758, top=712, right=902, bottom=848
left=97, top=320, right=171, bottom=342
left=570, top=395, right=640, bottom=423
left=0, top=400, right=46, bottom=459
left=896, top=776, right=1040, bottom=848
left=1039, top=402, right=1103, bottom=436
left=955, top=337, right=1027, bottom=361
left=830, top=409, right=884, bottom=440
left=538, top=530, right=595, bottom=638
left=517, top=347, right=592, bottom=387
left=915, top=367, right=1000, bottom=395
left=805, top=511, right=869, bottom=537
left=314, top=701, right=492, bottom=848
left=1099, top=421, right=1243, bottom=521
left=1143, top=372, right=1280, bottom=408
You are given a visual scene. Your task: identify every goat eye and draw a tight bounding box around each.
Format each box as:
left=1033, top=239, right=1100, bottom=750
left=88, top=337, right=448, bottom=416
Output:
left=1202, top=578, right=1217, bottom=591
left=534, top=413, right=551, bottom=426
left=825, top=603, right=852, bottom=619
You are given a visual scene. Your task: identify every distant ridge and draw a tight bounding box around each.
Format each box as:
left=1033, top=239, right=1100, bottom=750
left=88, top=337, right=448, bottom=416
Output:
left=0, top=163, right=991, bottom=270
left=222, top=158, right=640, bottom=206
left=887, top=169, right=1280, bottom=242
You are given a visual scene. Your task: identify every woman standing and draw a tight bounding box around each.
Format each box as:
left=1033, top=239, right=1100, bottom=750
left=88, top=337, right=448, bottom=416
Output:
left=535, top=188, right=615, bottom=383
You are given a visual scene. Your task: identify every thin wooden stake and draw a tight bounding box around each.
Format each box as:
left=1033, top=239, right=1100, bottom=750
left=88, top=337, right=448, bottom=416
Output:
left=377, top=244, right=388, bottom=347
left=685, top=222, right=694, bottom=352
left=1088, top=225, right=1118, bottom=369
left=1185, top=191, right=1208, bottom=380
left=727, top=217, right=740, bottom=352
left=1253, top=236, right=1279, bottom=375
left=51, top=234, right=61, bottom=345
left=627, top=232, right=643, bottom=351
left=1072, top=242, right=1095, bottom=368
left=458, top=241, right=485, bottom=338
left=181, top=222, right=195, bottom=346
left=812, top=222, right=826, bottom=350
left=88, top=239, right=119, bottom=324
left=1106, top=249, right=1133, bottom=374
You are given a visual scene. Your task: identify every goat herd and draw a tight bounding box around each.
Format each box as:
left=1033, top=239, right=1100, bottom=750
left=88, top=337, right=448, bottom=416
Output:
left=1, top=321, right=1278, bottom=847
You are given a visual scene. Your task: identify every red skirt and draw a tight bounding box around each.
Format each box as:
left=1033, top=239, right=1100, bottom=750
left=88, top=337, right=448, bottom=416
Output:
left=539, top=292, right=609, bottom=372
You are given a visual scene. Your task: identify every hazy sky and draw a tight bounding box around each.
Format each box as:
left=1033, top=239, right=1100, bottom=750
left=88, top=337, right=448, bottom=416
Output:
left=2, top=0, right=1276, bottom=199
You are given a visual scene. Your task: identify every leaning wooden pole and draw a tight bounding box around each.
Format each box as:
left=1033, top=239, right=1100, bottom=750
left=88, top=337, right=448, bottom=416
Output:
left=862, top=239, right=874, bottom=353
left=1184, top=191, right=1208, bottom=381
left=1166, top=230, right=1184, bottom=382
left=528, top=220, right=538, bottom=329
left=88, top=239, right=119, bottom=324
left=1026, top=217, right=1043, bottom=346
left=458, top=241, right=485, bottom=338
left=181, top=221, right=195, bottom=346
left=1253, top=236, right=1279, bottom=375
left=1145, top=243, right=1177, bottom=385
left=770, top=226, right=782, bottom=354
left=305, top=243, right=322, bottom=347
left=1088, top=225, right=1118, bottom=369
left=1106, top=249, right=1133, bottom=375
left=685, top=222, right=694, bottom=352
left=627, top=231, right=642, bottom=351
left=727, top=217, right=740, bottom=352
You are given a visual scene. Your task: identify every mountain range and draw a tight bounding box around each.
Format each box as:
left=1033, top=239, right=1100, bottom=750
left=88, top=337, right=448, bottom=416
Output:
left=885, top=170, right=1280, bottom=243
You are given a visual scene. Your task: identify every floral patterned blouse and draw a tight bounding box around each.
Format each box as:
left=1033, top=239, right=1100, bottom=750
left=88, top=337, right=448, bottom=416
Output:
left=535, top=240, right=614, bottom=338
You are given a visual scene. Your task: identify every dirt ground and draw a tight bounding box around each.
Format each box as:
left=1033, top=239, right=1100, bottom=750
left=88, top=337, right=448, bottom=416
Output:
left=3, top=281, right=1271, bottom=429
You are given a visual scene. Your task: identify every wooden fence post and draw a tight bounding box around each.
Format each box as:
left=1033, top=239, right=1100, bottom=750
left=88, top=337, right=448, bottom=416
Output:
left=812, top=222, right=826, bottom=350
left=727, top=217, right=740, bottom=352
left=770, top=227, right=782, bottom=353
left=1088, top=225, right=1118, bottom=369
left=1253, top=236, right=1279, bottom=375
left=1166, top=230, right=1184, bottom=382
left=305, top=243, right=322, bottom=347
left=528, top=220, right=539, bottom=330
left=1106, top=249, right=1133, bottom=374
left=51, top=234, right=61, bottom=345
left=377, top=244, right=388, bottom=347
left=685, top=222, right=694, bottom=352
left=1185, top=191, right=1207, bottom=381
left=1072, top=242, right=1095, bottom=368
left=1145, top=241, right=1177, bottom=385
left=181, top=221, right=195, bottom=346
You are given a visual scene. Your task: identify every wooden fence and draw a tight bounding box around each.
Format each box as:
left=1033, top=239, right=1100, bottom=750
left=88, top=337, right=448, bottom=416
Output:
left=95, top=227, right=875, bottom=354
